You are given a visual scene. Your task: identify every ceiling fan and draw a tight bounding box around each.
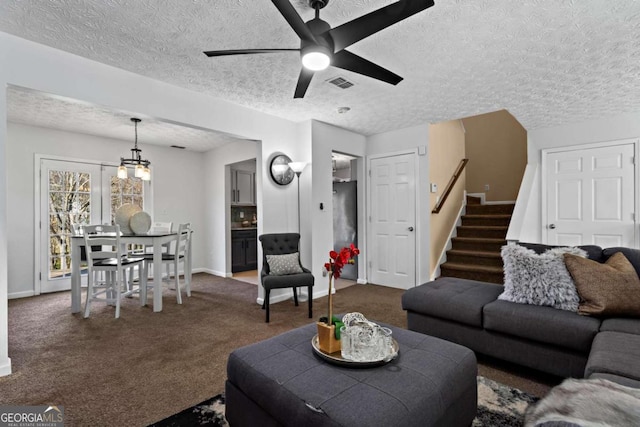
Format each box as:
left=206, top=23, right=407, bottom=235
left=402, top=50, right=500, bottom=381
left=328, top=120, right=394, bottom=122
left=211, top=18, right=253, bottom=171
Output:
left=203, top=0, right=435, bottom=98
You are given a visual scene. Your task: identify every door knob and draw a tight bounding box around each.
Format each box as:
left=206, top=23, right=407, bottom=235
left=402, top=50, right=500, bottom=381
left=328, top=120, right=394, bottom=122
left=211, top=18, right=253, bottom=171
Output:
left=408, top=226, right=414, bottom=231
left=548, top=224, right=556, bottom=229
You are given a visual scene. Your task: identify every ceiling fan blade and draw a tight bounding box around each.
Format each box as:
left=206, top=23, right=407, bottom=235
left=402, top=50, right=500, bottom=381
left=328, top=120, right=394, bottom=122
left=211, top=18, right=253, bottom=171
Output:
left=271, top=0, right=318, bottom=43
left=327, top=0, right=435, bottom=52
left=294, top=68, right=315, bottom=99
left=203, top=48, right=299, bottom=57
left=332, top=50, right=403, bottom=85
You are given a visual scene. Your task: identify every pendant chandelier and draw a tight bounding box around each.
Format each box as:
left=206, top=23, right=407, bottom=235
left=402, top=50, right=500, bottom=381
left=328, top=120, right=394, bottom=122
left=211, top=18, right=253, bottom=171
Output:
left=117, top=118, right=151, bottom=181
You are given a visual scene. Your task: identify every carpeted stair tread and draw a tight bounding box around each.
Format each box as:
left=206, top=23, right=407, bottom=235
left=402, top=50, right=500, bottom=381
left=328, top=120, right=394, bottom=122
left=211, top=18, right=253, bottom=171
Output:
left=440, top=263, right=504, bottom=284
left=446, top=249, right=503, bottom=267
left=451, top=237, right=507, bottom=252
left=447, top=249, right=502, bottom=258
left=457, top=226, right=509, bottom=239
left=442, top=262, right=503, bottom=273
left=466, top=203, right=515, bottom=215
left=463, top=214, right=512, bottom=219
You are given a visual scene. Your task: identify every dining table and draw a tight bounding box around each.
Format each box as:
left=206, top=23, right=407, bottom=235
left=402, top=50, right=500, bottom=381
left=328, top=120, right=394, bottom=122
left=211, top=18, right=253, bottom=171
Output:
left=71, top=231, right=188, bottom=313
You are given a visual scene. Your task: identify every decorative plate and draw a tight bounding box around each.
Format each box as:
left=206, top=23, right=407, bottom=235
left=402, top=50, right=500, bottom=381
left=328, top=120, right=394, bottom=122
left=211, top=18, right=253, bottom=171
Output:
left=311, top=335, right=399, bottom=368
left=115, top=203, right=141, bottom=234
left=130, top=211, right=152, bottom=234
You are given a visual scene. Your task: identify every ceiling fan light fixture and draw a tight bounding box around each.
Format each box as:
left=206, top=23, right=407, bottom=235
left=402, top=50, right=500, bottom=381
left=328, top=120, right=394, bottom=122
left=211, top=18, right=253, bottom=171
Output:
left=301, top=45, right=331, bottom=71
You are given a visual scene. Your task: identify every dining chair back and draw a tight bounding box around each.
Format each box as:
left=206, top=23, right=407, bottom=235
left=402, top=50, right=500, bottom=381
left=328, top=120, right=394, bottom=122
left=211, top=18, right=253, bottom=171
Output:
left=140, top=223, right=192, bottom=304
left=82, top=224, right=146, bottom=318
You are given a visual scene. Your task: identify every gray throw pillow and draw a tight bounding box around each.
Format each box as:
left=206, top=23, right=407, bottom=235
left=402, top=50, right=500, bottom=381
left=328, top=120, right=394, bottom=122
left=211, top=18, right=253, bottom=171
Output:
left=499, top=244, right=587, bottom=311
left=266, top=252, right=303, bottom=275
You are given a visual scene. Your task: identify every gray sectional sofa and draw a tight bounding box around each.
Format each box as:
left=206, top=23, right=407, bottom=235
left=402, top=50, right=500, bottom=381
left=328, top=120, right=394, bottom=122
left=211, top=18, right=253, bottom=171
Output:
left=402, top=243, right=640, bottom=388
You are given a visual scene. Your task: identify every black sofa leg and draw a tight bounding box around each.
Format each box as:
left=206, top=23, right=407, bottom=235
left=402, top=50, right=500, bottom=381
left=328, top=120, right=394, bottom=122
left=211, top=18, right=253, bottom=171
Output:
left=308, top=285, right=312, bottom=318
left=293, top=288, right=299, bottom=306
left=265, top=289, right=270, bottom=323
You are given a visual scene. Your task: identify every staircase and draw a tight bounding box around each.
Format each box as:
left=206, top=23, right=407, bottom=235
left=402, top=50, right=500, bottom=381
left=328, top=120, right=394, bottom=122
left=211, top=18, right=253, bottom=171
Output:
left=439, top=197, right=514, bottom=284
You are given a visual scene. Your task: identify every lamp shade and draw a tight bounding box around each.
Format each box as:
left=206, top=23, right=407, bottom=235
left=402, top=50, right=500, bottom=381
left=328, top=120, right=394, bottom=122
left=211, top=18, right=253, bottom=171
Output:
left=288, top=162, right=307, bottom=174
left=141, top=167, right=151, bottom=181
left=117, top=165, right=128, bottom=179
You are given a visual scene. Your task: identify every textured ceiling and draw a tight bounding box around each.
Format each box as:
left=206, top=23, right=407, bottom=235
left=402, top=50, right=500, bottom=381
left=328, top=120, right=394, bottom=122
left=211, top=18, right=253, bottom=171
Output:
left=7, top=87, right=247, bottom=152
left=2, top=0, right=640, bottom=146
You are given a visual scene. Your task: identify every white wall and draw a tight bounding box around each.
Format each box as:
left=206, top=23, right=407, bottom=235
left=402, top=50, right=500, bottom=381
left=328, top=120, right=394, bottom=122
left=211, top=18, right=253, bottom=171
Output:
left=7, top=122, right=207, bottom=298
left=366, top=124, right=430, bottom=286
left=0, top=31, right=305, bottom=376
left=310, top=121, right=367, bottom=299
left=528, top=111, right=640, bottom=163
left=521, top=111, right=640, bottom=243
left=203, top=139, right=259, bottom=277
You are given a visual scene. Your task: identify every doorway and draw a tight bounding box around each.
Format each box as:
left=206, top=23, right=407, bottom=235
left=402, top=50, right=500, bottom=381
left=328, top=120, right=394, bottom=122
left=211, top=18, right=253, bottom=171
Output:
left=229, top=158, right=258, bottom=284
left=332, top=152, right=358, bottom=284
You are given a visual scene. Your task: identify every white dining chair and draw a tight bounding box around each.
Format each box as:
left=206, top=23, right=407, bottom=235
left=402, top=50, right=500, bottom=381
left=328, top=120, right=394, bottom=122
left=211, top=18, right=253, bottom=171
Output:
left=141, top=223, right=192, bottom=304
left=129, top=221, right=173, bottom=284
left=83, top=224, right=146, bottom=318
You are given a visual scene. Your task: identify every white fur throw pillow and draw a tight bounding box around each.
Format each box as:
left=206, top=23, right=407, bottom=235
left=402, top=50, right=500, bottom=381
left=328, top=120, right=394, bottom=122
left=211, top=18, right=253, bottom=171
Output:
left=499, top=244, right=587, bottom=311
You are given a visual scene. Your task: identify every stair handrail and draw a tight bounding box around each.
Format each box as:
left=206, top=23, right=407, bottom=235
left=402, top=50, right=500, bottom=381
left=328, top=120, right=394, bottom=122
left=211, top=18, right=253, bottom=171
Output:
left=432, top=158, right=469, bottom=214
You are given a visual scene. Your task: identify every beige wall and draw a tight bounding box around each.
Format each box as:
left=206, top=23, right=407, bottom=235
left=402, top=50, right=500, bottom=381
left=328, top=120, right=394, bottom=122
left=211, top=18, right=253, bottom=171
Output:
left=462, top=110, right=527, bottom=201
left=429, top=120, right=466, bottom=276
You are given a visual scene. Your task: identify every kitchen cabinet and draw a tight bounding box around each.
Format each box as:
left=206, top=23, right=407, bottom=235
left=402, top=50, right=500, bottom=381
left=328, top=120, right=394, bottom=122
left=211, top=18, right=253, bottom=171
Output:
left=231, top=169, right=255, bottom=205
left=232, top=229, right=257, bottom=272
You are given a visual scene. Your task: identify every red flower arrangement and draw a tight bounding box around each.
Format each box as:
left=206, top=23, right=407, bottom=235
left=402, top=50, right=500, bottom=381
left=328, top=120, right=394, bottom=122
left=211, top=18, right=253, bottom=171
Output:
left=323, top=244, right=359, bottom=328
left=325, top=244, right=360, bottom=279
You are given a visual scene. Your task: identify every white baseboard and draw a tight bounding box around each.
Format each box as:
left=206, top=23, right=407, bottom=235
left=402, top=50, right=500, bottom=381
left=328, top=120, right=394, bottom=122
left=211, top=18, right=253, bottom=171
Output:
left=356, top=278, right=367, bottom=285
left=8, top=290, right=35, bottom=300
left=199, top=269, right=228, bottom=277
left=432, top=198, right=466, bottom=280
left=0, top=358, right=11, bottom=377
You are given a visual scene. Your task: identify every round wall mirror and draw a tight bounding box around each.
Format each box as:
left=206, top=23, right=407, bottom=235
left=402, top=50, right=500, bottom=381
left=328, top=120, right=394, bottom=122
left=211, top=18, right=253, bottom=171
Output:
left=270, top=154, right=295, bottom=186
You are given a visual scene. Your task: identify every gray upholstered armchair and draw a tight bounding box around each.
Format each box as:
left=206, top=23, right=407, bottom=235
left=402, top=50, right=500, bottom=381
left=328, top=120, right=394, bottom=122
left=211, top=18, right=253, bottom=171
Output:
left=259, top=233, right=314, bottom=323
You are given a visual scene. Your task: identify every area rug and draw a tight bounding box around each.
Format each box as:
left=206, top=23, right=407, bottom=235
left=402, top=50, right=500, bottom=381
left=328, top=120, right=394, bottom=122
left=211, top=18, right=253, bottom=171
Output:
left=150, top=376, right=538, bottom=427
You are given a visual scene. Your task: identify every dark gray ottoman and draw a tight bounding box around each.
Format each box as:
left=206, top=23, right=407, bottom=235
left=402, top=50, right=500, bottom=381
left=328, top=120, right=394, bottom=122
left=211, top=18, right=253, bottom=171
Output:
left=225, top=322, right=477, bottom=427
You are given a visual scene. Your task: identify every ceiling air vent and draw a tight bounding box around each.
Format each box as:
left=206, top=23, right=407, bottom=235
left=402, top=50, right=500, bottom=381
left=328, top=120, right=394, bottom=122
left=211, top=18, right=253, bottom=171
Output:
left=326, top=76, right=354, bottom=90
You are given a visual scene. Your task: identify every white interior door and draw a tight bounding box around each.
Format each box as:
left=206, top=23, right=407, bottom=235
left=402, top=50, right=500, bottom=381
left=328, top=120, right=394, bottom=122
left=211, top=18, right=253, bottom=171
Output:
left=39, top=159, right=102, bottom=293
left=545, top=142, right=636, bottom=247
left=368, top=153, right=416, bottom=289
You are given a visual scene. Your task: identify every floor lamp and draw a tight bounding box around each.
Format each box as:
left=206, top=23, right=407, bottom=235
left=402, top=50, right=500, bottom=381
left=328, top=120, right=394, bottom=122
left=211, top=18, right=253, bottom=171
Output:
left=288, top=161, right=307, bottom=235
left=288, top=161, right=307, bottom=302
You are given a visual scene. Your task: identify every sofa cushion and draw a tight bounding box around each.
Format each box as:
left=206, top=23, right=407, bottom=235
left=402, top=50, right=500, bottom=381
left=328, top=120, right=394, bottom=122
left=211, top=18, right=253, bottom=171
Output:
left=600, top=318, right=640, bottom=335
left=603, top=247, right=640, bottom=278
left=402, top=278, right=503, bottom=328
left=586, top=372, right=640, bottom=389
left=483, top=300, right=601, bottom=352
left=586, top=331, right=640, bottom=382
left=565, top=252, right=640, bottom=317
left=499, top=245, right=585, bottom=311
left=519, top=242, right=605, bottom=262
